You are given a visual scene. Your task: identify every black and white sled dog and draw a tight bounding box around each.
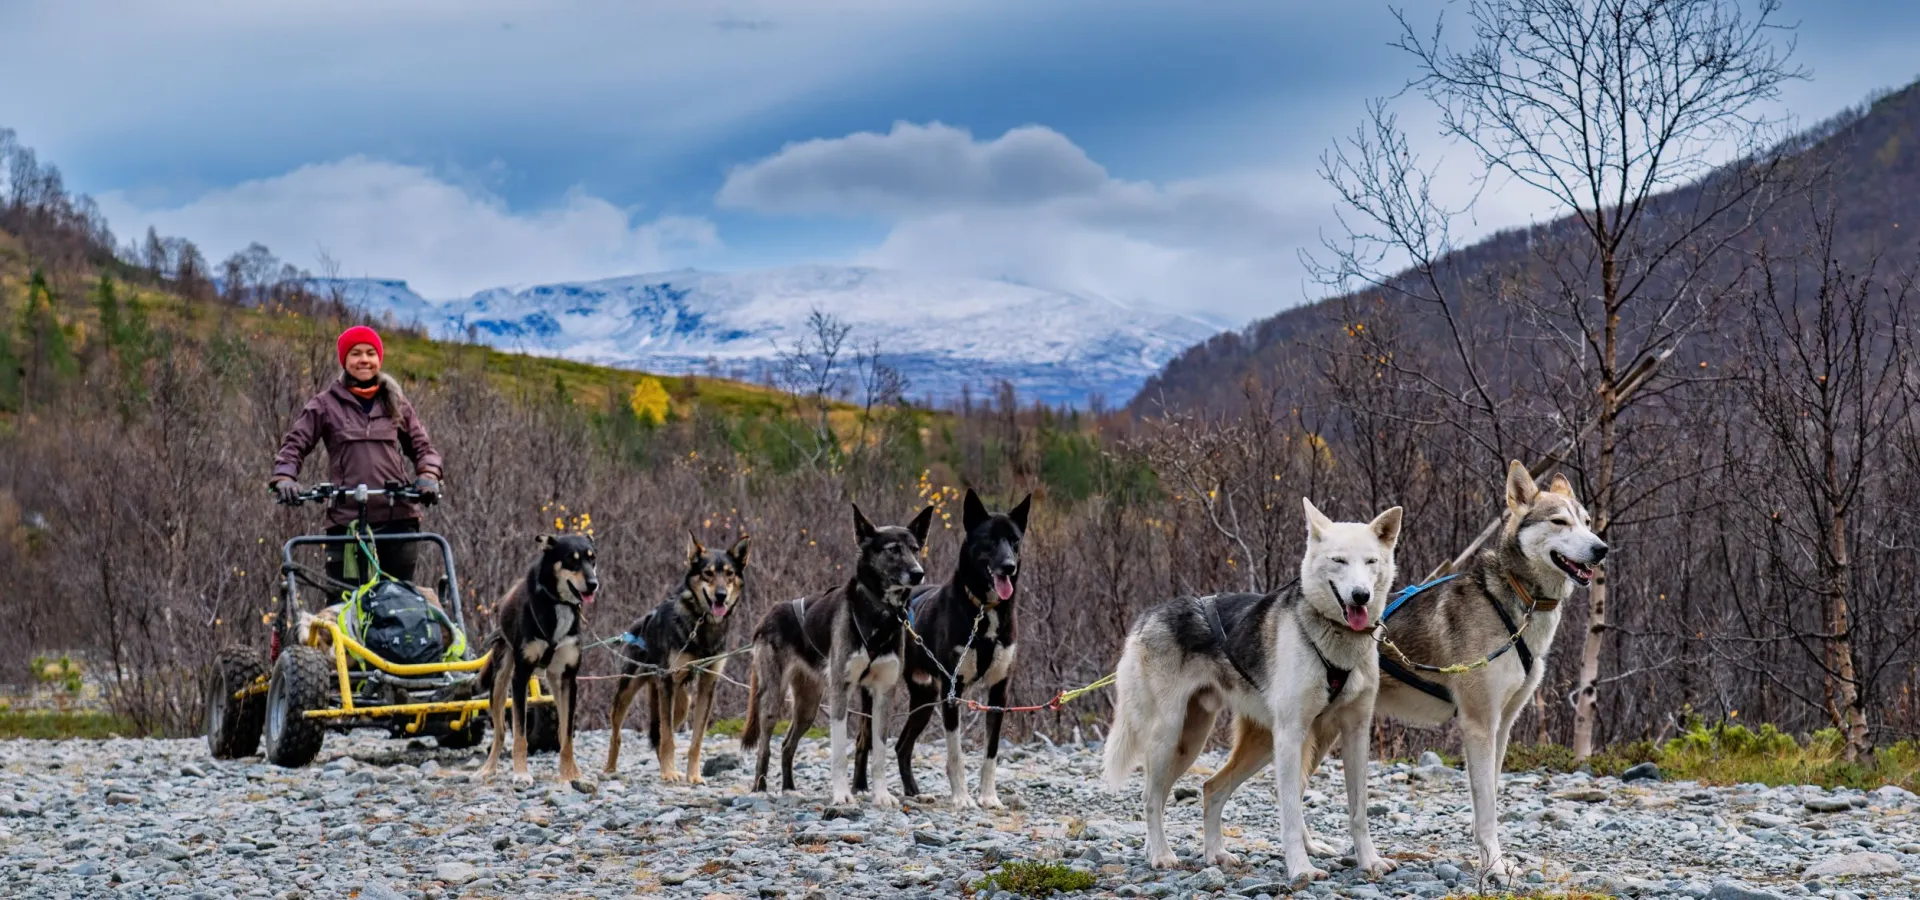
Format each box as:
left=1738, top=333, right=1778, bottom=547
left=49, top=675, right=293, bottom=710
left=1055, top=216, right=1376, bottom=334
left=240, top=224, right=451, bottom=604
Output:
left=477, top=534, right=598, bottom=786
left=1103, top=500, right=1403, bottom=883
left=892, top=489, right=1032, bottom=809
left=603, top=532, right=750, bottom=783
left=1361, top=461, right=1607, bottom=878
left=741, top=503, right=934, bottom=806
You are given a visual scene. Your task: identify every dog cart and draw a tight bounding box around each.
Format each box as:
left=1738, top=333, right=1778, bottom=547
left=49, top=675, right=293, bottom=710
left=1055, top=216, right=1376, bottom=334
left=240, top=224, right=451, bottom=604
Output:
left=204, top=482, right=559, bottom=767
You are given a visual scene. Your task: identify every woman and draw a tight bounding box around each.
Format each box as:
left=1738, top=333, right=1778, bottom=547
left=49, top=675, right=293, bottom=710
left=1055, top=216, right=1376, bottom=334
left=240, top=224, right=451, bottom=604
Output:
left=270, top=325, right=443, bottom=587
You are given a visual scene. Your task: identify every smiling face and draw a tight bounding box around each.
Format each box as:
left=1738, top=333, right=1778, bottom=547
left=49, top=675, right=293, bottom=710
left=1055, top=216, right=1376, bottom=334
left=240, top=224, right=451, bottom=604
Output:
left=853, top=503, right=934, bottom=606
left=1300, top=499, right=1401, bottom=632
left=1504, top=461, right=1609, bottom=587
left=539, top=534, right=598, bottom=605
left=343, top=342, right=381, bottom=382
left=684, top=533, right=750, bottom=619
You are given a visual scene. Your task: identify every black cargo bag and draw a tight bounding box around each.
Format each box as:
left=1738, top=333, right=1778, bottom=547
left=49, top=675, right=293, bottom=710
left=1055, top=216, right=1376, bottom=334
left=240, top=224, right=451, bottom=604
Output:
left=351, top=579, right=446, bottom=666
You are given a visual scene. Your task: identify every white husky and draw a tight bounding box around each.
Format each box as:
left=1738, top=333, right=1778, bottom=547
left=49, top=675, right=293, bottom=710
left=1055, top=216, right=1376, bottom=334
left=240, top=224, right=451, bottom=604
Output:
left=1103, top=499, right=1403, bottom=884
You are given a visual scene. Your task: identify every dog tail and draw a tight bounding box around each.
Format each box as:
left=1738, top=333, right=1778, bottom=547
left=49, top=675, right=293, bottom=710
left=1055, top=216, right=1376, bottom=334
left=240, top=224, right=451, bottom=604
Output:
left=1101, top=635, right=1146, bottom=791
left=740, top=647, right=765, bottom=748
left=475, top=631, right=505, bottom=691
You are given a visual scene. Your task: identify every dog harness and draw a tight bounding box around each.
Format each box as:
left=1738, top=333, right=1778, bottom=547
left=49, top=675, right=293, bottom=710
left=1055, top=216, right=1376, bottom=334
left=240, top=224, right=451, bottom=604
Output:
left=1203, top=593, right=1348, bottom=703
left=1377, top=574, right=1535, bottom=706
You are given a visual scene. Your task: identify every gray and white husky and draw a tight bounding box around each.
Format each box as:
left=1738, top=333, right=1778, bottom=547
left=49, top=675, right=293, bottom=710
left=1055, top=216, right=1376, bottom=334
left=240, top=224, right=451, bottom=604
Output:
left=1360, top=460, right=1607, bottom=878
left=1103, top=499, right=1403, bottom=884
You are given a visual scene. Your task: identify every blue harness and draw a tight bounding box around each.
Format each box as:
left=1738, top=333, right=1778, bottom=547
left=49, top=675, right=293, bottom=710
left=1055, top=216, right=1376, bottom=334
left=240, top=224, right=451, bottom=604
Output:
left=1382, top=571, right=1466, bottom=706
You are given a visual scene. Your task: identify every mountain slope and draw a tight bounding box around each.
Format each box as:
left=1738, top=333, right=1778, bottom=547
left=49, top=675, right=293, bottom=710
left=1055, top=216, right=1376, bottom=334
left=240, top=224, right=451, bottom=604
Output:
left=1133, top=79, right=1920, bottom=414
left=331, top=267, right=1220, bottom=407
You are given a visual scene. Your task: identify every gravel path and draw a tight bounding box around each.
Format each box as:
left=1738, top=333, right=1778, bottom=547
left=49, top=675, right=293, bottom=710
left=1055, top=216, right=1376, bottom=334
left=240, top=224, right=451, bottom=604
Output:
left=3, top=730, right=1918, bottom=899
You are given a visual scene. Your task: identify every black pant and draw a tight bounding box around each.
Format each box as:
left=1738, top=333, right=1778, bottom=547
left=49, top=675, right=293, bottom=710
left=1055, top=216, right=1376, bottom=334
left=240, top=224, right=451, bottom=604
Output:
left=325, top=518, right=423, bottom=589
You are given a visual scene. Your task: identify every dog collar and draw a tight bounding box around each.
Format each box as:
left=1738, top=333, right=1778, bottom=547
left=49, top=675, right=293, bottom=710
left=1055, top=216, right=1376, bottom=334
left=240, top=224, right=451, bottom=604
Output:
left=1506, top=573, right=1560, bottom=612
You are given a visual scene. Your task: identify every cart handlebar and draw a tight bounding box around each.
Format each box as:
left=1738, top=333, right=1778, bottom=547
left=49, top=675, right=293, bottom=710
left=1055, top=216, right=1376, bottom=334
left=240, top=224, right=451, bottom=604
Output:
left=274, top=482, right=430, bottom=507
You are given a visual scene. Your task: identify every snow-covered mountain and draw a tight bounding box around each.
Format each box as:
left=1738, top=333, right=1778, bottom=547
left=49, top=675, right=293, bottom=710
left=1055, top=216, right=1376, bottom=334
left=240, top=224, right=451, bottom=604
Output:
left=324, top=267, right=1221, bottom=407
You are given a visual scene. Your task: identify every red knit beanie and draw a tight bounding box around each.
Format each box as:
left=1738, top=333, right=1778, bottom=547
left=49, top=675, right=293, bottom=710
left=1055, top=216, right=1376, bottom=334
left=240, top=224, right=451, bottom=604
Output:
left=336, top=326, right=384, bottom=366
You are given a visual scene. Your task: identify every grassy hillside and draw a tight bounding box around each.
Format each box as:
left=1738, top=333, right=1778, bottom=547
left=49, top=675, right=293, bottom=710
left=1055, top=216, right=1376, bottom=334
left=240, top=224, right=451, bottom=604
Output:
left=0, top=230, right=806, bottom=422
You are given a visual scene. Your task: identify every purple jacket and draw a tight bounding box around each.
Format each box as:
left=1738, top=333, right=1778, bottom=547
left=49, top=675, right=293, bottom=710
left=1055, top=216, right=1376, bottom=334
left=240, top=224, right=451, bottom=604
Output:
left=272, top=373, right=443, bottom=526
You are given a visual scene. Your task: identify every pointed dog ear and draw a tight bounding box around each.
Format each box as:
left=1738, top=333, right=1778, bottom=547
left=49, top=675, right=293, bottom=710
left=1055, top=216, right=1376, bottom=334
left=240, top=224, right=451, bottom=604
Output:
left=1505, top=460, right=1539, bottom=510
left=1546, top=472, right=1577, bottom=499
left=962, top=488, right=990, bottom=533
left=1302, top=498, right=1334, bottom=543
left=851, top=502, right=878, bottom=542
left=1008, top=493, right=1033, bottom=534
left=535, top=534, right=555, bottom=549
left=1370, top=506, right=1404, bottom=549
left=729, top=535, right=751, bottom=567
left=908, top=505, right=936, bottom=546
left=686, top=531, right=706, bottom=566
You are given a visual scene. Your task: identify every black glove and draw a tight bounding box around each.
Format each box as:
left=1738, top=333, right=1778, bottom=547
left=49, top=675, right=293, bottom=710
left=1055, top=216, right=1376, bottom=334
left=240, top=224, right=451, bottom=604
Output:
left=414, top=475, right=441, bottom=505
left=273, top=479, right=303, bottom=505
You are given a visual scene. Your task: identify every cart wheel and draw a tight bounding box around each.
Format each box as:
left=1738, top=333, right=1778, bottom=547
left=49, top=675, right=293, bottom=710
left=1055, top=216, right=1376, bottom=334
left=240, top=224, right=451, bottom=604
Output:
left=206, top=646, right=267, bottom=759
left=525, top=702, right=561, bottom=755
left=264, top=646, right=331, bottom=768
left=437, top=715, right=487, bottom=750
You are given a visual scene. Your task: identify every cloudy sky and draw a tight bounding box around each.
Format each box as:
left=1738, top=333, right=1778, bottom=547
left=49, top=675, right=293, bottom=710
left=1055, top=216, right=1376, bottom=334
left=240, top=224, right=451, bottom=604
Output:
left=4, top=0, right=1916, bottom=325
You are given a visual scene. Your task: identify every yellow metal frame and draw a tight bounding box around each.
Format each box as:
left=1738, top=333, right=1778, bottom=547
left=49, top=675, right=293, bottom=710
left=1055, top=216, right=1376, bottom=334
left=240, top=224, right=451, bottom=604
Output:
left=229, top=621, right=553, bottom=733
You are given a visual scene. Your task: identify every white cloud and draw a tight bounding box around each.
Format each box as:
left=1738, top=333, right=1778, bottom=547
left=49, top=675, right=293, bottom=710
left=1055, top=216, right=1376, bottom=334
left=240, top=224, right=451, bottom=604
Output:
left=96, top=157, right=718, bottom=299
left=717, top=118, right=1588, bottom=323
left=719, top=122, right=1365, bottom=321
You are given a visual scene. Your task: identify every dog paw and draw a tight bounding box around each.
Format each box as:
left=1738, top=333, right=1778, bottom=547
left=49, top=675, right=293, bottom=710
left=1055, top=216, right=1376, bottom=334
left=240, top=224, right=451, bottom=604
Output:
left=978, top=793, right=1004, bottom=810
left=950, top=792, right=977, bottom=810
left=1285, top=865, right=1330, bottom=888
left=1205, top=849, right=1241, bottom=868
left=872, top=790, right=899, bottom=810
left=1356, top=854, right=1398, bottom=878
left=1481, top=855, right=1523, bottom=882
left=686, top=772, right=706, bottom=786
left=476, top=764, right=497, bottom=782
left=1305, top=835, right=1339, bottom=857
left=1147, top=849, right=1181, bottom=870
left=511, top=771, right=534, bottom=787
left=659, top=768, right=686, bottom=784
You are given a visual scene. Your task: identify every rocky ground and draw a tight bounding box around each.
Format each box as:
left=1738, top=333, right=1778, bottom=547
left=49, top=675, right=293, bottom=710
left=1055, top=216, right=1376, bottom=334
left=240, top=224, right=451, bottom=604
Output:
left=2, top=729, right=1917, bottom=900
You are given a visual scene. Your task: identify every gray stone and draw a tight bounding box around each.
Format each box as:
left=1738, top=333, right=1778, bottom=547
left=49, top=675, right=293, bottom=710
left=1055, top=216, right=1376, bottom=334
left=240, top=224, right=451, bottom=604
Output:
left=1417, top=751, right=1445, bottom=768
left=702, top=752, right=743, bottom=777
left=105, top=792, right=141, bottom=805
left=1802, top=851, right=1902, bottom=879
left=1708, top=882, right=1786, bottom=900
left=914, top=829, right=949, bottom=847
left=1622, top=762, right=1662, bottom=782
left=1804, top=797, right=1854, bottom=813
left=1744, top=812, right=1794, bottom=829
left=1871, top=785, right=1918, bottom=806
left=355, top=880, right=407, bottom=900
left=433, top=862, right=478, bottom=884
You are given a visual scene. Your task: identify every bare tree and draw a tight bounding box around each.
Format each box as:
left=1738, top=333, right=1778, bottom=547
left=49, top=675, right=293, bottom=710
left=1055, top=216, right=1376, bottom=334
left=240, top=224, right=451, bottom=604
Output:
left=1318, top=0, right=1807, bottom=757
left=1736, top=213, right=1917, bottom=761
left=772, top=307, right=854, bottom=468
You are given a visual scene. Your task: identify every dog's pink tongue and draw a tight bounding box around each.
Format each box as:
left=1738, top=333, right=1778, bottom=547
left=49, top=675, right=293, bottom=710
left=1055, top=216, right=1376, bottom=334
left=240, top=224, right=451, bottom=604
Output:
left=1344, top=605, right=1370, bottom=631
left=580, top=592, right=595, bottom=605
left=993, top=574, right=1014, bottom=601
